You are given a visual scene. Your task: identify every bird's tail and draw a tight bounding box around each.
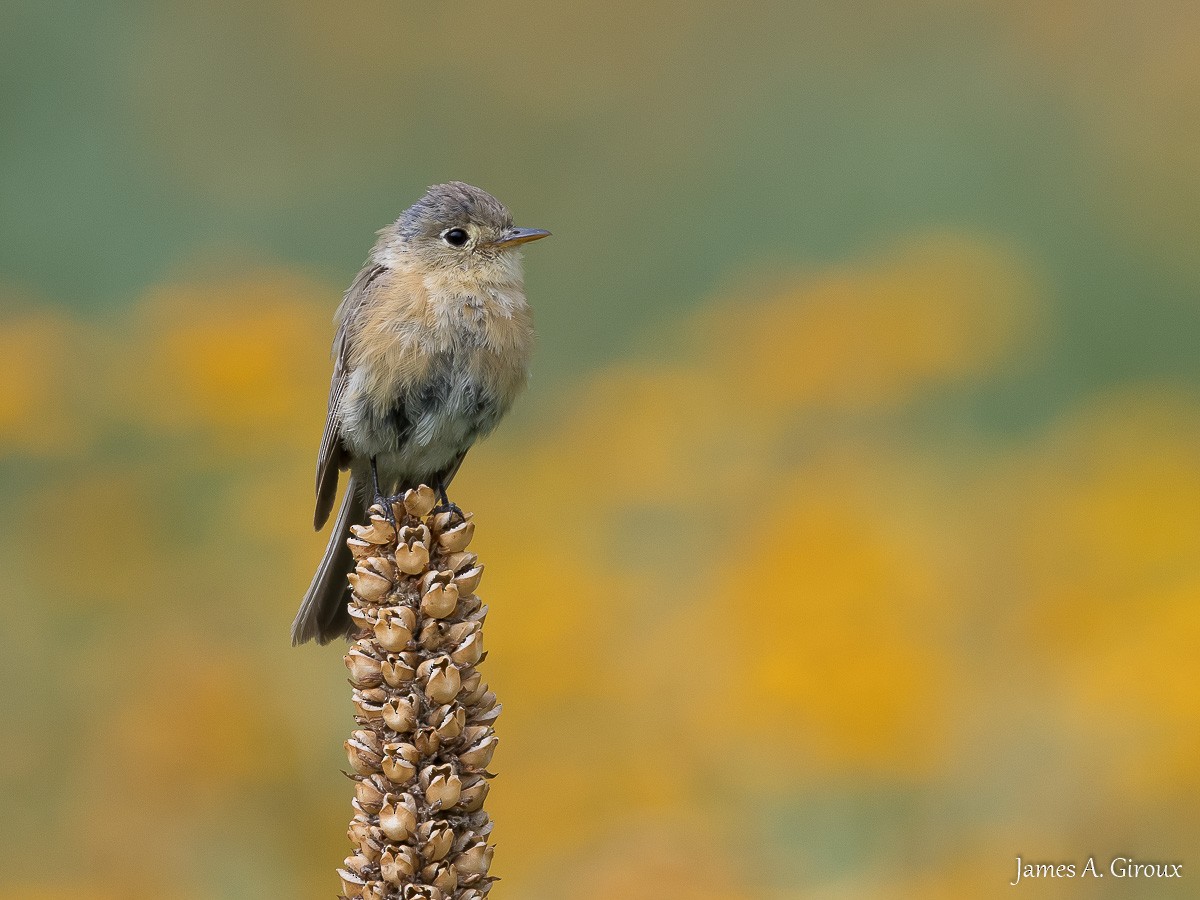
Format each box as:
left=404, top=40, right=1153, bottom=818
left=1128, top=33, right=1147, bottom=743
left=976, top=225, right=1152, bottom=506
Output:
left=291, top=475, right=363, bottom=645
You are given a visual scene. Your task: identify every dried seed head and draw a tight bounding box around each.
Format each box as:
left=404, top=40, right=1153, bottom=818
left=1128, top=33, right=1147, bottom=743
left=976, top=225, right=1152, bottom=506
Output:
left=382, top=652, right=418, bottom=688
left=432, top=704, right=466, bottom=742
left=378, top=793, right=418, bottom=841
left=351, top=515, right=396, bottom=545
left=381, top=741, right=420, bottom=785
left=403, top=485, right=438, bottom=518
left=459, top=733, right=499, bottom=772
left=457, top=776, right=490, bottom=813
left=450, top=630, right=484, bottom=666
left=419, top=656, right=462, bottom=704
left=381, top=694, right=418, bottom=733
left=374, top=606, right=416, bottom=651
left=394, top=540, right=431, bottom=575
left=454, top=841, right=494, bottom=878
left=349, top=566, right=393, bottom=603
left=337, top=866, right=369, bottom=898
left=431, top=513, right=475, bottom=551
left=420, top=582, right=459, bottom=619
left=345, top=730, right=383, bottom=775
left=345, top=648, right=383, bottom=688
left=418, top=821, right=456, bottom=862
left=355, top=775, right=388, bottom=815
left=422, top=765, right=462, bottom=810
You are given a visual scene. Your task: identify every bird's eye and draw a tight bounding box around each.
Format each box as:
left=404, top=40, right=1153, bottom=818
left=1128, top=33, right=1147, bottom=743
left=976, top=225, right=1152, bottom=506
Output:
left=443, top=228, right=469, bottom=247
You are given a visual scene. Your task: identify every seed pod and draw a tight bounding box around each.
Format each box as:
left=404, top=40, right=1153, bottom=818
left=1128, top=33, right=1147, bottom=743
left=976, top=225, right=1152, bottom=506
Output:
left=457, top=776, right=490, bottom=813
left=422, top=657, right=461, bottom=704
left=345, top=648, right=383, bottom=688
left=379, top=793, right=418, bottom=842
left=381, top=741, right=420, bottom=785
left=355, top=774, right=388, bottom=815
left=349, top=566, right=392, bottom=603
left=459, top=733, right=498, bottom=772
left=395, top=539, right=431, bottom=575
left=402, top=485, right=437, bottom=518
left=375, top=606, right=416, bottom=651
left=422, top=764, right=462, bottom=810
left=381, top=694, right=418, bottom=733
left=382, top=652, right=418, bottom=687
left=454, top=841, right=494, bottom=878
left=345, top=730, right=383, bottom=775
left=380, top=844, right=420, bottom=884
left=421, top=582, right=459, bottom=619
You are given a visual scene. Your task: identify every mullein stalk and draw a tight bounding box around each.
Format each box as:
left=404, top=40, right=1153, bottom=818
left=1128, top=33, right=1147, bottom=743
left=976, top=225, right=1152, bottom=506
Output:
left=337, top=486, right=500, bottom=900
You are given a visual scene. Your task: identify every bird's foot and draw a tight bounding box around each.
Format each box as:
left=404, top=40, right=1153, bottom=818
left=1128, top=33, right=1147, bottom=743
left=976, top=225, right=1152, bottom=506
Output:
left=431, top=499, right=466, bottom=525
left=370, top=491, right=399, bottom=532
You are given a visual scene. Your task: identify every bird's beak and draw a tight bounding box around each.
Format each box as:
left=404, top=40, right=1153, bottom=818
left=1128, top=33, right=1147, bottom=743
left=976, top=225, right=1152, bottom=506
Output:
left=492, top=227, right=552, bottom=249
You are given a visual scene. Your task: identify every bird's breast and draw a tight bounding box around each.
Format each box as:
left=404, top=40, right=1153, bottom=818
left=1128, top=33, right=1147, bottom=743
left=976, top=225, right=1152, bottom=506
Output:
left=340, top=269, right=533, bottom=469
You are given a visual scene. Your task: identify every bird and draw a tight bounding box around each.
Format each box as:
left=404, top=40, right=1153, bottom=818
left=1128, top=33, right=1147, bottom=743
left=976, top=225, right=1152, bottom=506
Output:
left=292, top=182, right=550, bottom=645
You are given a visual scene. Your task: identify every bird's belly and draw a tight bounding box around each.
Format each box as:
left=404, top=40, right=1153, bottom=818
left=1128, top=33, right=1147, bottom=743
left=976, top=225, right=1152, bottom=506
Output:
left=342, top=354, right=510, bottom=488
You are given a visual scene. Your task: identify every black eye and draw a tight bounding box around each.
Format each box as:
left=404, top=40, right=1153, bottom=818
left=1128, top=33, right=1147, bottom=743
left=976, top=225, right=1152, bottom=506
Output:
left=443, top=228, right=469, bottom=247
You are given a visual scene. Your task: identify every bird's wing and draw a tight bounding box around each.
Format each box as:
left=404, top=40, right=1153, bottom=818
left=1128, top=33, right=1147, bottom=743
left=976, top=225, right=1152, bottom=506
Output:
left=314, top=263, right=386, bottom=529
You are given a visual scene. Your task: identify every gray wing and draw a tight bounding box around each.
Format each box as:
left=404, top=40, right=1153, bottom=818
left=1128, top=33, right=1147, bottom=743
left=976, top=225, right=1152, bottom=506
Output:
left=314, top=263, right=386, bottom=529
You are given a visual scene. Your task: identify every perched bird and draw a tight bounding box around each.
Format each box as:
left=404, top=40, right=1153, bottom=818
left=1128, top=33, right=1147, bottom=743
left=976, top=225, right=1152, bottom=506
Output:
left=292, top=182, right=549, bottom=645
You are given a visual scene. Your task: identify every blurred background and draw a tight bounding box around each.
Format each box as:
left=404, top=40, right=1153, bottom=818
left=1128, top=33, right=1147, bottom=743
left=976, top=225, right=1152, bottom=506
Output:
left=2, top=2, right=1198, bottom=897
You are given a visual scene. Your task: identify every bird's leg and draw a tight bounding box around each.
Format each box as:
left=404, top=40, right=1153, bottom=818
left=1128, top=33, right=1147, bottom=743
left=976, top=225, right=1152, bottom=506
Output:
left=369, top=456, right=398, bottom=530
left=433, top=476, right=465, bottom=523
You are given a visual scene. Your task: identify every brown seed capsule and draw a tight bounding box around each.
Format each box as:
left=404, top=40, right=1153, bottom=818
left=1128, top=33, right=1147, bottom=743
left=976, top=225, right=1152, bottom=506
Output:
left=364, top=554, right=397, bottom=582
left=420, top=656, right=461, bottom=704
left=459, top=733, right=498, bottom=771
left=337, top=867, right=368, bottom=898
left=394, top=540, right=431, bottom=575
left=402, top=885, right=445, bottom=900
left=403, top=485, right=438, bottom=518
left=352, top=694, right=386, bottom=721
left=412, top=725, right=441, bottom=757
left=351, top=515, right=396, bottom=545
left=421, top=582, right=459, bottom=619
left=374, top=606, right=416, bottom=652
left=418, top=619, right=451, bottom=651
left=379, top=844, right=420, bottom=884
left=432, top=704, right=466, bottom=742
left=422, top=765, right=462, bottom=809
left=345, top=648, right=383, bottom=688
left=450, top=630, right=484, bottom=666
left=347, top=813, right=372, bottom=847
left=454, top=841, right=493, bottom=878
left=348, top=605, right=376, bottom=632
left=418, top=821, right=455, bottom=862
left=419, top=569, right=455, bottom=593
left=348, top=566, right=392, bottom=603
left=429, top=862, right=458, bottom=893
left=381, top=741, right=420, bottom=785
left=436, top=518, right=475, bottom=552
left=355, top=775, right=388, bottom=815
left=457, top=777, right=489, bottom=813
left=345, top=730, right=383, bottom=775
left=362, top=881, right=388, bottom=900
left=382, top=652, right=418, bottom=688
left=378, top=793, right=418, bottom=841
left=347, top=536, right=375, bottom=560
left=381, top=694, right=418, bottom=733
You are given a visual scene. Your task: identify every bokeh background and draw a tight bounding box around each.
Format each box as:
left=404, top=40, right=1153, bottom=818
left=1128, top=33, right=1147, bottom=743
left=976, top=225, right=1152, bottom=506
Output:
left=2, top=2, right=1199, bottom=897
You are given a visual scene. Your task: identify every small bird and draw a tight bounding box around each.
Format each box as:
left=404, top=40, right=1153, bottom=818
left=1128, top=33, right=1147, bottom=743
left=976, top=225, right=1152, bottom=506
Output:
left=292, top=182, right=549, bottom=645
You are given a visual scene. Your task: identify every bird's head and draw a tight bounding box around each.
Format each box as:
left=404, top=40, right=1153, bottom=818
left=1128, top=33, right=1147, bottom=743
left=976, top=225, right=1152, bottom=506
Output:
left=377, top=182, right=550, bottom=274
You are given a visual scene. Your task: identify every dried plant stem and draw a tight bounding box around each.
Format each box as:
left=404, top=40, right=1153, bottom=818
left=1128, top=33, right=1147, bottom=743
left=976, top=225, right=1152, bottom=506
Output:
left=338, top=486, right=500, bottom=900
